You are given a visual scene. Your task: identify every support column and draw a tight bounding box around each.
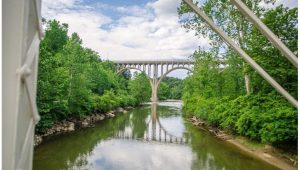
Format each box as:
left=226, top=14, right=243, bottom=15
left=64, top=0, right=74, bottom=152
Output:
left=151, top=103, right=157, bottom=140
left=151, top=64, right=158, bottom=102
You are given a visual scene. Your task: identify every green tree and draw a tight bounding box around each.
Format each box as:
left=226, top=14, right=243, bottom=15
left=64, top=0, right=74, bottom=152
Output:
left=158, top=82, right=170, bottom=100
left=128, top=72, right=151, bottom=104
left=36, top=19, right=149, bottom=132
left=180, top=5, right=298, bottom=146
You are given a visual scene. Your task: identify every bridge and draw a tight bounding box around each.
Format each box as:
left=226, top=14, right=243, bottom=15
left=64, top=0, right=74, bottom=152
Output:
left=113, top=59, right=194, bottom=102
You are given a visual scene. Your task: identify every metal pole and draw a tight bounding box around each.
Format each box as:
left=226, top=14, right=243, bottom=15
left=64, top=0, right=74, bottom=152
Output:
left=230, top=0, right=298, bottom=68
left=182, top=0, right=298, bottom=108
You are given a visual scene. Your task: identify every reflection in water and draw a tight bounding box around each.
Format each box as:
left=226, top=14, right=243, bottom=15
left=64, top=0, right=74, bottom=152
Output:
left=114, top=103, right=189, bottom=144
left=33, top=101, right=278, bottom=170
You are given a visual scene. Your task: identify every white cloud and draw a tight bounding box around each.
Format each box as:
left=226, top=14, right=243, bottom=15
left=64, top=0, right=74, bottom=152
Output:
left=42, top=0, right=209, bottom=62
left=116, top=5, right=152, bottom=17
left=148, top=0, right=180, bottom=18
left=259, top=0, right=298, bottom=8
left=84, top=139, right=194, bottom=170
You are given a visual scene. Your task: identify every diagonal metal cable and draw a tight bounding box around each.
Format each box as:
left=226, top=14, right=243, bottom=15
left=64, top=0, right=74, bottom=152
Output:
left=230, top=0, right=297, bottom=68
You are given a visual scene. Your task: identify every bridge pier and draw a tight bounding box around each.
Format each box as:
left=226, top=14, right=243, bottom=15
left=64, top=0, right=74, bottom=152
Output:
left=150, top=78, right=159, bottom=102
left=150, top=64, right=159, bottom=102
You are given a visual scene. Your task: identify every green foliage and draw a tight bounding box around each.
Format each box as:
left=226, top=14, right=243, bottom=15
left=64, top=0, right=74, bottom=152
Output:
left=158, top=77, right=185, bottom=100
left=247, top=5, right=298, bottom=97
left=180, top=5, right=298, bottom=146
left=36, top=20, right=147, bottom=133
left=128, top=72, right=151, bottom=104
left=158, top=82, right=170, bottom=100
left=183, top=92, right=297, bottom=144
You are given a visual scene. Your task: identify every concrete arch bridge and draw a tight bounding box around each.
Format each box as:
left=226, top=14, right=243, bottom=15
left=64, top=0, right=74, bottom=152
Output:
left=113, top=59, right=194, bottom=102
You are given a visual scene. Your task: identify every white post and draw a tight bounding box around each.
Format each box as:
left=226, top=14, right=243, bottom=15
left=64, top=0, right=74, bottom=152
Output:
left=3, top=0, right=43, bottom=169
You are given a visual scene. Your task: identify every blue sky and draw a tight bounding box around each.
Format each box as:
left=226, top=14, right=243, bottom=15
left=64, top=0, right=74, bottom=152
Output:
left=42, top=0, right=297, bottom=79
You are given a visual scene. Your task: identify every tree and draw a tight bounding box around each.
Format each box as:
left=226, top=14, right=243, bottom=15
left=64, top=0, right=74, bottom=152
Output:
left=128, top=72, right=151, bottom=104
left=178, top=0, right=274, bottom=94
left=158, top=77, right=185, bottom=100
left=158, top=82, right=170, bottom=100
left=180, top=5, right=298, bottom=146
left=246, top=5, right=297, bottom=98
left=36, top=19, right=148, bottom=132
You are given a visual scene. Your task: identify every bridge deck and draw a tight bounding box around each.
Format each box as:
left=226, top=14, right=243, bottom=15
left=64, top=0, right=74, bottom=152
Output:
left=112, top=59, right=194, bottom=65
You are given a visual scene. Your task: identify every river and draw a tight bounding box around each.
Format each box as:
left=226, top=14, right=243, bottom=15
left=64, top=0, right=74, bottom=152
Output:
left=33, top=101, right=279, bottom=170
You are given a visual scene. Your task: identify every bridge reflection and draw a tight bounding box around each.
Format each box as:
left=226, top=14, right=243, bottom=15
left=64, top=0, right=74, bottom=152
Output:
left=113, top=103, right=190, bottom=145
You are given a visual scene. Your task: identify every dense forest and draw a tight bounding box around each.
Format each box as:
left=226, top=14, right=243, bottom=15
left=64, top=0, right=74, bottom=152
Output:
left=36, top=20, right=151, bottom=133
left=178, top=2, right=297, bottom=147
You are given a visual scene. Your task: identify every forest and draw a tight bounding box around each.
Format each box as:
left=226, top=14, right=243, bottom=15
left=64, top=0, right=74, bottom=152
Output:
left=36, top=20, right=151, bottom=132
left=178, top=2, right=297, bottom=147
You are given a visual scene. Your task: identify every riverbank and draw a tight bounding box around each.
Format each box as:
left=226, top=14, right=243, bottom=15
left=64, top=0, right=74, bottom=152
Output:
left=189, top=116, right=297, bottom=170
left=34, top=106, right=133, bottom=146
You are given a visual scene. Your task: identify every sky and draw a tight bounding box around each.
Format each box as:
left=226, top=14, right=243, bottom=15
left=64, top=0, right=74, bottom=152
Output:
left=42, top=0, right=208, bottom=61
left=42, top=0, right=297, bottom=79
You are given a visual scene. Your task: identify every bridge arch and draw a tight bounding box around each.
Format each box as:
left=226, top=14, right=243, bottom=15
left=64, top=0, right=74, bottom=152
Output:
left=116, top=66, right=156, bottom=90
left=156, top=66, right=193, bottom=90
left=117, top=67, right=143, bottom=75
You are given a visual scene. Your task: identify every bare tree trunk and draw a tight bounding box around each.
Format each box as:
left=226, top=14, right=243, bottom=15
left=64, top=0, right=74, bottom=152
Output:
left=244, top=74, right=251, bottom=95
left=238, top=23, right=251, bottom=94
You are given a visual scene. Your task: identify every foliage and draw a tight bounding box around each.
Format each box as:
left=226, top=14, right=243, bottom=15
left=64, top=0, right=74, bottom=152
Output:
left=179, top=5, right=298, bottom=146
left=158, top=77, right=184, bottom=100
left=36, top=20, right=149, bottom=133
left=128, top=72, right=151, bottom=104
left=246, top=5, right=298, bottom=97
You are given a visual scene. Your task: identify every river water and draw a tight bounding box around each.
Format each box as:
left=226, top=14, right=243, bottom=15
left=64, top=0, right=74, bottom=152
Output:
left=33, top=101, right=278, bottom=170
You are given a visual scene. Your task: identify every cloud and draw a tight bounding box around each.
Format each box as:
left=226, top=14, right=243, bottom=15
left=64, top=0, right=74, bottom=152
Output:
left=42, top=0, right=209, bottom=61
left=148, top=0, right=180, bottom=18
left=84, top=139, right=194, bottom=170
left=259, top=0, right=298, bottom=8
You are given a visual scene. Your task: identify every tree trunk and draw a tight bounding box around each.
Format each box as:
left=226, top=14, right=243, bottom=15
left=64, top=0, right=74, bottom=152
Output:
left=237, top=23, right=251, bottom=95
left=244, top=74, right=251, bottom=95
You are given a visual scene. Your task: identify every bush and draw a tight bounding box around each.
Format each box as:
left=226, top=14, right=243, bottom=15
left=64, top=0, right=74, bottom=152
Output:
left=183, top=92, right=297, bottom=145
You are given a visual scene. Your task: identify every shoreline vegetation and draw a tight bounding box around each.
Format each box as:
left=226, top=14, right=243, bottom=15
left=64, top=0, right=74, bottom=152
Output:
left=179, top=3, right=298, bottom=169
left=36, top=19, right=152, bottom=137
left=34, top=106, right=133, bottom=146
left=188, top=116, right=297, bottom=170
left=34, top=100, right=180, bottom=146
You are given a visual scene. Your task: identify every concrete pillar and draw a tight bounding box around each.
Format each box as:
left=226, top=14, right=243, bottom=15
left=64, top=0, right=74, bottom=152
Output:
left=151, top=84, right=158, bottom=102
left=151, top=64, right=158, bottom=102
left=151, top=103, right=157, bottom=140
